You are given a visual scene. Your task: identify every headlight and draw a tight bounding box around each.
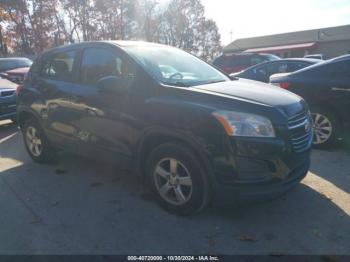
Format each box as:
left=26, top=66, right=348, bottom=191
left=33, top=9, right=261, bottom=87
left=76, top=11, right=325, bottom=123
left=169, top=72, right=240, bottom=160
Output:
left=212, top=110, right=275, bottom=138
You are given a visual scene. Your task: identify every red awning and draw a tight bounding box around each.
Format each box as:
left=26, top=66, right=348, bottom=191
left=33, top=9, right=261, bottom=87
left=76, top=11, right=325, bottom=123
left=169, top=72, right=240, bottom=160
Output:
left=244, top=42, right=317, bottom=53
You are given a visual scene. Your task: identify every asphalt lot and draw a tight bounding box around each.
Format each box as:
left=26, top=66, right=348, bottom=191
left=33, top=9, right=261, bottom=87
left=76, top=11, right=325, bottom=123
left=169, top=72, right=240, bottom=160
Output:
left=0, top=119, right=349, bottom=255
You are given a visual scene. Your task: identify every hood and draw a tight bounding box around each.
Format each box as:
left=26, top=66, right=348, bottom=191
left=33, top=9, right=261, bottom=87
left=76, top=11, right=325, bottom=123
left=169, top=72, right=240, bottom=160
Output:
left=0, top=78, right=17, bottom=90
left=191, top=79, right=305, bottom=117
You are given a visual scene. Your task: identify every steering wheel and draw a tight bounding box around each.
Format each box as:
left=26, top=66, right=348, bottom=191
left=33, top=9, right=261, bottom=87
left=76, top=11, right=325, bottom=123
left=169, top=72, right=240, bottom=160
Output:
left=169, top=72, right=184, bottom=80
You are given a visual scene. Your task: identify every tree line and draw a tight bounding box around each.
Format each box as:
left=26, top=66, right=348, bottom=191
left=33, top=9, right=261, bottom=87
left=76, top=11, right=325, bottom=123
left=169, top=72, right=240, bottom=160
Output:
left=0, top=0, right=222, bottom=61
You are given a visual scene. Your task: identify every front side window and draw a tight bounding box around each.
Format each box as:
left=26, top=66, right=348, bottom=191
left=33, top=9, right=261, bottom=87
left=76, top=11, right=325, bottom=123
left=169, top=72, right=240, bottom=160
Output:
left=41, top=51, right=77, bottom=82
left=80, top=48, right=135, bottom=86
left=125, top=45, right=229, bottom=87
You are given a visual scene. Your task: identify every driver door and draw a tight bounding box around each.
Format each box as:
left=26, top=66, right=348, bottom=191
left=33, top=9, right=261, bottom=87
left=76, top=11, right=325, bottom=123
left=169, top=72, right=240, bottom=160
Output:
left=68, top=47, right=138, bottom=162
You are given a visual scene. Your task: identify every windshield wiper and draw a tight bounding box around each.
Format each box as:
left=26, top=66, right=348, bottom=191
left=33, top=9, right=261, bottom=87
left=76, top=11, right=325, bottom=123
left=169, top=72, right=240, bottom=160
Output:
left=168, top=81, right=190, bottom=87
left=207, top=79, right=227, bottom=84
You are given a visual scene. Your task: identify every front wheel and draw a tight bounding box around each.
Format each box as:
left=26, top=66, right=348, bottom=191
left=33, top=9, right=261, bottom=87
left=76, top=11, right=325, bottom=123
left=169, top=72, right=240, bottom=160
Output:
left=311, top=107, right=340, bottom=149
left=146, top=143, right=210, bottom=215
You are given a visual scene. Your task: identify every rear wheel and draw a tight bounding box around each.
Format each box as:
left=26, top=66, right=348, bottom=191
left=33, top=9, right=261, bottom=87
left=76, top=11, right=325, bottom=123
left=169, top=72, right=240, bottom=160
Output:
left=311, top=107, right=340, bottom=149
left=146, top=143, right=210, bottom=215
left=23, top=118, right=56, bottom=163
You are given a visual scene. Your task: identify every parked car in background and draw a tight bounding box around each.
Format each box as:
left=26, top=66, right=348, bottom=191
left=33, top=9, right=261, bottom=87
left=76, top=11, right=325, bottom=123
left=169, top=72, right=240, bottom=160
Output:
left=270, top=54, right=350, bottom=148
left=230, top=58, right=320, bottom=83
left=213, top=53, right=280, bottom=74
left=0, top=57, right=32, bottom=73
left=3, top=67, right=30, bottom=84
left=17, top=41, right=311, bottom=215
left=304, top=54, right=325, bottom=60
left=0, top=57, right=32, bottom=84
left=0, top=77, right=17, bottom=123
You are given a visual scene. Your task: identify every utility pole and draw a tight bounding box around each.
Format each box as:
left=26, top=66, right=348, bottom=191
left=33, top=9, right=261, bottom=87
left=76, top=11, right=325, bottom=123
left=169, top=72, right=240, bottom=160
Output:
left=121, top=0, right=124, bottom=40
left=230, top=29, right=233, bottom=43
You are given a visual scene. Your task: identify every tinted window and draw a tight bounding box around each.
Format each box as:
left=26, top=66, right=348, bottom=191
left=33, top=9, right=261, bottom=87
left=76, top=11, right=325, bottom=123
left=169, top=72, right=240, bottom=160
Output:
left=41, top=51, right=77, bottom=81
left=328, top=61, right=350, bottom=78
left=267, top=62, right=294, bottom=74
left=250, top=56, right=266, bottom=65
left=289, top=62, right=310, bottom=71
left=251, top=65, right=268, bottom=76
left=228, top=56, right=251, bottom=67
left=213, top=56, right=226, bottom=67
left=80, top=48, right=136, bottom=86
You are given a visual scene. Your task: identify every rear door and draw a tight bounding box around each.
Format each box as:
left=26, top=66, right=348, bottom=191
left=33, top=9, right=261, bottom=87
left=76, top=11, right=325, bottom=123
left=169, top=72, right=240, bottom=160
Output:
left=327, top=60, right=350, bottom=122
left=37, top=49, right=79, bottom=149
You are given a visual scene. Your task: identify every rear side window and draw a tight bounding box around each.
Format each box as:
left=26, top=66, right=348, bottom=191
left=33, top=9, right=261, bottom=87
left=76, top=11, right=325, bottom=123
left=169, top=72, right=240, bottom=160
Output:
left=41, top=51, right=77, bottom=82
left=80, top=48, right=136, bottom=86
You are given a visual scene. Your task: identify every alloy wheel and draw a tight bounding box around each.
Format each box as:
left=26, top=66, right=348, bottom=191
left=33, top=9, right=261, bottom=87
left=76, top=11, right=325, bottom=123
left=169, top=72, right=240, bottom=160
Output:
left=25, top=126, right=43, bottom=157
left=312, top=113, right=333, bottom=145
left=153, top=158, right=193, bottom=206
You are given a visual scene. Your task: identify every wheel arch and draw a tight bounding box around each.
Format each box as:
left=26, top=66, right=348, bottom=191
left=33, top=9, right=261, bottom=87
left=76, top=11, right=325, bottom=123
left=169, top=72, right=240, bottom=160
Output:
left=135, top=129, right=214, bottom=181
left=17, top=109, right=41, bottom=129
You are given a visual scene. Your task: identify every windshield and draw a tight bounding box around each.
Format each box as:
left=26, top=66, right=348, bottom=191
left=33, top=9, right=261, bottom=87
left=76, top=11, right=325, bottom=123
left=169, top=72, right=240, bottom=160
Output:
left=264, top=54, right=280, bottom=61
left=124, top=45, right=230, bottom=87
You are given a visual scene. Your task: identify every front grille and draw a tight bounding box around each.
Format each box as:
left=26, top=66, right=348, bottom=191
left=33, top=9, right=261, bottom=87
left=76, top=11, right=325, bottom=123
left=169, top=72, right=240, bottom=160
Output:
left=288, top=111, right=313, bottom=153
left=0, top=102, right=16, bottom=114
left=7, top=75, right=24, bottom=84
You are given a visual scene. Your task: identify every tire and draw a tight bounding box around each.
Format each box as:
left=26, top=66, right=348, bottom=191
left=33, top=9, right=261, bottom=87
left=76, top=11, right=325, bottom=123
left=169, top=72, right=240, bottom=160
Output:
left=22, top=118, right=56, bottom=163
left=311, top=107, right=341, bottom=149
left=146, top=143, right=210, bottom=215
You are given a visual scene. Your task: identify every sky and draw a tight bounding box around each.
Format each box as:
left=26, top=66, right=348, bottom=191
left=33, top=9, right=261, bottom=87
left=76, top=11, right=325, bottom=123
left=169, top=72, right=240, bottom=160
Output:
left=200, top=0, right=350, bottom=46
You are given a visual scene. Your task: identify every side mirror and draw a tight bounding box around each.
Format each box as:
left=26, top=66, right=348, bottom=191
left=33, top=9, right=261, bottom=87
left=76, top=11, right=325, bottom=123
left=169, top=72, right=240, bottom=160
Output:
left=229, top=74, right=239, bottom=80
left=97, top=76, right=126, bottom=94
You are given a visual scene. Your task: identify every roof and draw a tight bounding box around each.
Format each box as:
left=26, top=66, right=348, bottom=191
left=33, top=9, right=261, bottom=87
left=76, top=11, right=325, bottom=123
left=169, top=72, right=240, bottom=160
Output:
left=241, top=58, right=320, bottom=72
left=40, top=40, right=169, bottom=56
left=244, top=42, right=317, bottom=53
left=224, top=24, right=350, bottom=53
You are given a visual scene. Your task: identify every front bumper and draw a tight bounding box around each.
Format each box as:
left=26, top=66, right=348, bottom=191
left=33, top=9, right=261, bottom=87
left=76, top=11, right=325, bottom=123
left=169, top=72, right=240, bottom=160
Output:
left=210, top=135, right=312, bottom=205
left=213, top=158, right=309, bottom=205
left=0, top=98, right=17, bottom=120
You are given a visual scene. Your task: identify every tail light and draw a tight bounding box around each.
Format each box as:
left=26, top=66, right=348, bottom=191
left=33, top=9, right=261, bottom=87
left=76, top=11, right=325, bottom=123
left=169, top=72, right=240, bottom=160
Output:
left=16, top=84, right=24, bottom=95
left=277, top=82, right=291, bottom=89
